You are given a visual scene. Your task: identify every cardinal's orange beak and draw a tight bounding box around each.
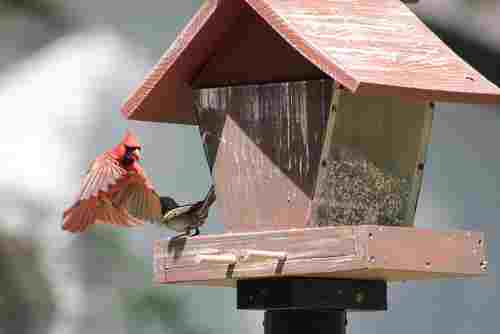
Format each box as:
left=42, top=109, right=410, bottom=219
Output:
left=132, top=148, right=141, bottom=161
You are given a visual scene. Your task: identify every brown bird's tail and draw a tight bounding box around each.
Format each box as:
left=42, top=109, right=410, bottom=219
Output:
left=197, top=185, right=216, bottom=219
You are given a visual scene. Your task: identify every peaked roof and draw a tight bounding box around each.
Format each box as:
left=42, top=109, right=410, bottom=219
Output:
left=122, top=0, right=500, bottom=124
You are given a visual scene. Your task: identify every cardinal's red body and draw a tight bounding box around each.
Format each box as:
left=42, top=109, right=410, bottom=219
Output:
left=62, top=130, right=161, bottom=232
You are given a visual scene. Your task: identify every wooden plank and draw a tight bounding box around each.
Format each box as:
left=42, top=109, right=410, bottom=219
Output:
left=364, top=227, right=485, bottom=275
left=311, top=89, right=433, bottom=227
left=247, top=0, right=500, bottom=103
left=121, top=0, right=245, bottom=123
left=154, top=226, right=487, bottom=286
left=193, top=4, right=328, bottom=88
left=197, top=81, right=432, bottom=232
left=196, top=80, right=333, bottom=233
left=123, top=0, right=500, bottom=124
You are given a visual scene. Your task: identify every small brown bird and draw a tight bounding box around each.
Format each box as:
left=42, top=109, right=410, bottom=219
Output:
left=159, top=185, right=216, bottom=237
left=62, top=130, right=162, bottom=232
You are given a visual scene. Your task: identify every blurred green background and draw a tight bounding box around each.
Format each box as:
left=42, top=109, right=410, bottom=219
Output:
left=0, top=1, right=499, bottom=333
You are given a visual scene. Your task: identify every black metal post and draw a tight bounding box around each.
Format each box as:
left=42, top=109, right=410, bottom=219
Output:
left=264, top=309, right=346, bottom=334
left=237, top=278, right=386, bottom=334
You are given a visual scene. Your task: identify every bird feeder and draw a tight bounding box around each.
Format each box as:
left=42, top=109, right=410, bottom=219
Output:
left=122, top=0, right=497, bottom=331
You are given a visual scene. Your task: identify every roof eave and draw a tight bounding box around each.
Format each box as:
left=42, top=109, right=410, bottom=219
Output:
left=355, top=82, right=500, bottom=104
left=121, top=0, right=500, bottom=125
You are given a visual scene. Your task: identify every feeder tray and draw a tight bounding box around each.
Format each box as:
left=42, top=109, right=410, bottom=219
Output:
left=154, top=226, right=486, bottom=286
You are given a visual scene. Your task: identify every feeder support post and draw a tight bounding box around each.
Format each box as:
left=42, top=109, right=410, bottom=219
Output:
left=238, top=278, right=386, bottom=334
left=264, top=310, right=346, bottom=334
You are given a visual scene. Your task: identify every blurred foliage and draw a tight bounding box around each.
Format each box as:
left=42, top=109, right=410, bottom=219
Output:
left=460, top=0, right=498, bottom=12
left=0, top=0, right=69, bottom=28
left=123, top=288, right=197, bottom=334
left=88, top=229, right=209, bottom=334
left=0, top=233, right=55, bottom=334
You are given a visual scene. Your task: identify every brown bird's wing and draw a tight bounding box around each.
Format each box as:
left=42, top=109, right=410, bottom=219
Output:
left=62, top=153, right=143, bottom=232
left=111, top=164, right=162, bottom=223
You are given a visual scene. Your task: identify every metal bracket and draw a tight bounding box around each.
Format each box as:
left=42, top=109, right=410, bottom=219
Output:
left=237, top=278, right=387, bottom=311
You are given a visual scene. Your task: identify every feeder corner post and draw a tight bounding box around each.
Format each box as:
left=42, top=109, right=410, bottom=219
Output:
left=123, top=0, right=498, bottom=332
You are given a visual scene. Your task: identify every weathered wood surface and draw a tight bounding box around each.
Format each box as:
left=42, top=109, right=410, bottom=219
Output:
left=154, top=226, right=486, bottom=286
left=246, top=0, right=500, bottom=102
left=122, top=0, right=500, bottom=124
left=193, top=3, right=328, bottom=88
left=196, top=80, right=333, bottom=232
left=121, top=0, right=246, bottom=124
left=196, top=81, right=431, bottom=231
left=311, top=89, right=433, bottom=227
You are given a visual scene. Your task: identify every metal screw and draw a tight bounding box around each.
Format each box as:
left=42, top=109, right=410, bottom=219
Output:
left=369, top=256, right=376, bottom=264
left=368, top=232, right=374, bottom=240
left=480, top=260, right=488, bottom=271
left=425, top=261, right=431, bottom=268
left=258, top=288, right=270, bottom=299
left=355, top=292, right=365, bottom=304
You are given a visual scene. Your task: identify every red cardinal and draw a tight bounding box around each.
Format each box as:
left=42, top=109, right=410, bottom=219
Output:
left=62, top=130, right=162, bottom=232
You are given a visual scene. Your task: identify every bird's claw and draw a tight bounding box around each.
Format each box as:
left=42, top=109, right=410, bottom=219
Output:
left=171, top=227, right=200, bottom=240
left=170, top=232, right=189, bottom=241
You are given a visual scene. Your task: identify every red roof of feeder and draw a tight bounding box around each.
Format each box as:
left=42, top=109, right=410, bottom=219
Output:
left=122, top=0, right=500, bottom=124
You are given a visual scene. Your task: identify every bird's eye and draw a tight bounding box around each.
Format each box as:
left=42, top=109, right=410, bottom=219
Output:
left=125, top=145, right=140, bottom=151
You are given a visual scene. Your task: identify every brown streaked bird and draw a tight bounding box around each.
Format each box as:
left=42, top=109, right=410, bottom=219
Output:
left=159, top=185, right=216, bottom=237
left=62, top=130, right=162, bottom=232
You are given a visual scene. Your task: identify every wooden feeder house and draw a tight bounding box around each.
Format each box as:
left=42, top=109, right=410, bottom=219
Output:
left=122, top=0, right=498, bottom=331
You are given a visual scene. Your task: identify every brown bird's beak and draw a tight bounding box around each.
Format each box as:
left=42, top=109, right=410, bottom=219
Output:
left=132, top=148, right=141, bottom=161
